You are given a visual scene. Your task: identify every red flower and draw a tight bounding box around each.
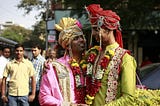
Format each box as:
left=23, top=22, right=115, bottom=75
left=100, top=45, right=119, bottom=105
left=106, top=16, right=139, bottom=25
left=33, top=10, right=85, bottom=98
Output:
left=71, top=66, right=81, bottom=75
left=69, top=59, right=85, bottom=103
left=87, top=53, right=96, bottom=63
left=86, top=79, right=102, bottom=97
left=100, top=57, right=110, bottom=69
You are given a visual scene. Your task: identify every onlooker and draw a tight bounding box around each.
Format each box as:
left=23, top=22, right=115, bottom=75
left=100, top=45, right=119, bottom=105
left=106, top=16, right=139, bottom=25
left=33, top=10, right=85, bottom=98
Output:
left=46, top=49, right=57, bottom=63
left=30, top=44, right=46, bottom=106
left=0, top=46, right=11, bottom=106
left=1, top=44, right=36, bottom=106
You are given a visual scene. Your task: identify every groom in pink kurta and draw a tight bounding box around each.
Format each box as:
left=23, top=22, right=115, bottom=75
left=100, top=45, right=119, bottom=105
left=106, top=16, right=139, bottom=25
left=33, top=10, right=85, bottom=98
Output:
left=39, top=17, right=86, bottom=106
left=39, top=56, right=76, bottom=106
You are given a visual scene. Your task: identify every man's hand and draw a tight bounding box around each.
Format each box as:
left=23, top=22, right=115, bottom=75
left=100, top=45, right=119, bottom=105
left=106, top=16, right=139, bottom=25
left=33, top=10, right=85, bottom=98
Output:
left=28, top=94, right=35, bottom=102
left=43, top=60, right=50, bottom=74
left=1, top=95, right=8, bottom=103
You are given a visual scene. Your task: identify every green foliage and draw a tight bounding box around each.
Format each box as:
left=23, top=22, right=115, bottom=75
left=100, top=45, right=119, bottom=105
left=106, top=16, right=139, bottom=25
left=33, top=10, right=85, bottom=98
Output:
left=17, top=0, right=44, bottom=14
left=0, top=22, right=46, bottom=49
left=62, top=0, right=160, bottom=30
left=0, top=25, right=32, bottom=44
left=17, top=0, right=160, bottom=30
left=24, top=20, right=46, bottom=49
left=16, top=0, right=160, bottom=49
left=119, top=0, right=160, bottom=30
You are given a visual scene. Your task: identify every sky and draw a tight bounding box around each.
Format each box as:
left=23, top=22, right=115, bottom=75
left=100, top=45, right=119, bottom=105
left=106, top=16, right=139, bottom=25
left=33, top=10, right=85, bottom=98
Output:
left=0, top=0, right=41, bottom=29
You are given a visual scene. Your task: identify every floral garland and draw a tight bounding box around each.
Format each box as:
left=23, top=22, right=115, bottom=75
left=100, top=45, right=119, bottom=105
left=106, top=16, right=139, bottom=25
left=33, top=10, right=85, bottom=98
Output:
left=69, top=58, right=86, bottom=103
left=80, top=46, right=115, bottom=105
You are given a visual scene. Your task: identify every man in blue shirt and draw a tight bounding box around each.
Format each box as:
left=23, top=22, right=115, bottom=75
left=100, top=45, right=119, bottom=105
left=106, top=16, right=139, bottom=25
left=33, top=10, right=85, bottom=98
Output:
left=30, top=44, right=46, bottom=106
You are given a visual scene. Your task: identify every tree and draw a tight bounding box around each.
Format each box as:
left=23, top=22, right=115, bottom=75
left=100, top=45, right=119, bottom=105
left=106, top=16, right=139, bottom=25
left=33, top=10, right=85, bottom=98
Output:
left=0, top=25, right=32, bottom=44
left=17, top=0, right=160, bottom=30
left=23, top=20, right=46, bottom=49
left=62, top=0, right=160, bottom=30
left=17, top=0, right=45, bottom=14
left=16, top=0, right=47, bottom=49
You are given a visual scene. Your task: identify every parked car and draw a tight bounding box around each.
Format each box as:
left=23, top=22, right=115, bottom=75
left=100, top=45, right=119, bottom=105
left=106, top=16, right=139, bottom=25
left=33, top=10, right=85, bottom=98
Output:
left=137, top=63, right=160, bottom=89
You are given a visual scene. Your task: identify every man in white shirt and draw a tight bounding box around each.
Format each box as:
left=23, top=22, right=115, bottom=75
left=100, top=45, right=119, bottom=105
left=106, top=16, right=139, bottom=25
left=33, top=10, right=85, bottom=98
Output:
left=0, top=46, right=11, bottom=106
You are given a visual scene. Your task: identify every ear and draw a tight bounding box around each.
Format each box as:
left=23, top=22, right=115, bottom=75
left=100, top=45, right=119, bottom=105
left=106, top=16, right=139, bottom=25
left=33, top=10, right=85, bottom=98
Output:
left=39, top=49, right=42, bottom=53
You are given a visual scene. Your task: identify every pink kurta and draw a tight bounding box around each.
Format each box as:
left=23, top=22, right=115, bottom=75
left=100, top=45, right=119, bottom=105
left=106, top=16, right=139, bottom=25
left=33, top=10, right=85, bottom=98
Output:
left=39, top=56, right=75, bottom=106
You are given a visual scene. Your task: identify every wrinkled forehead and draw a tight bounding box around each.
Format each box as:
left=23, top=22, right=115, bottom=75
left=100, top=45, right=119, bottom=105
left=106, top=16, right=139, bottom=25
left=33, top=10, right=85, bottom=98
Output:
left=64, top=27, right=84, bottom=37
left=71, top=32, right=85, bottom=41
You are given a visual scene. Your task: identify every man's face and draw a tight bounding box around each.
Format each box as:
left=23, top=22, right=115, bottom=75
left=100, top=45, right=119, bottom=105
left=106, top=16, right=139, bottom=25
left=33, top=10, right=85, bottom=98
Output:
left=15, top=47, right=24, bottom=59
left=71, top=35, right=86, bottom=53
left=49, top=50, right=56, bottom=59
left=3, top=48, right=11, bottom=58
left=31, top=47, right=41, bottom=57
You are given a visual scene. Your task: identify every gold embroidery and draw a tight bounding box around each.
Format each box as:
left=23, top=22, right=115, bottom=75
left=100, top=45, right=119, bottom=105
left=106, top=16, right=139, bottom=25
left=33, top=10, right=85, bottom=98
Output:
left=52, top=61, right=72, bottom=102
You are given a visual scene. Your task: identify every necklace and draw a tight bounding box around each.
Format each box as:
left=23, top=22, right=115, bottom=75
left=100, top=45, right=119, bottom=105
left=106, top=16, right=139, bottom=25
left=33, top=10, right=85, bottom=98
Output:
left=80, top=46, right=115, bottom=105
left=69, top=58, right=86, bottom=103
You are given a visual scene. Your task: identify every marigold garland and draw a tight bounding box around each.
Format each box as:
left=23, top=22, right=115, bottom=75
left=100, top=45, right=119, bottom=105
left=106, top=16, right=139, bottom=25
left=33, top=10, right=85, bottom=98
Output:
left=81, top=46, right=115, bottom=105
left=69, top=58, right=86, bottom=103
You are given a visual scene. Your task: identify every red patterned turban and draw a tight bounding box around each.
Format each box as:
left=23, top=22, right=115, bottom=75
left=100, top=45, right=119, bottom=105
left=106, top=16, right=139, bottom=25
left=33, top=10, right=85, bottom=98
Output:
left=99, top=10, right=120, bottom=30
left=99, top=10, right=123, bottom=48
left=86, top=4, right=123, bottom=48
left=86, top=4, right=103, bottom=26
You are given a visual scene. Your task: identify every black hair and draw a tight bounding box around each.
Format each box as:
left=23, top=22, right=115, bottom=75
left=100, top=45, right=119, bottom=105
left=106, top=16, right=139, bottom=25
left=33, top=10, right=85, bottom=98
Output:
left=31, top=44, right=41, bottom=50
left=14, top=44, right=24, bottom=50
left=2, top=46, right=11, bottom=51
